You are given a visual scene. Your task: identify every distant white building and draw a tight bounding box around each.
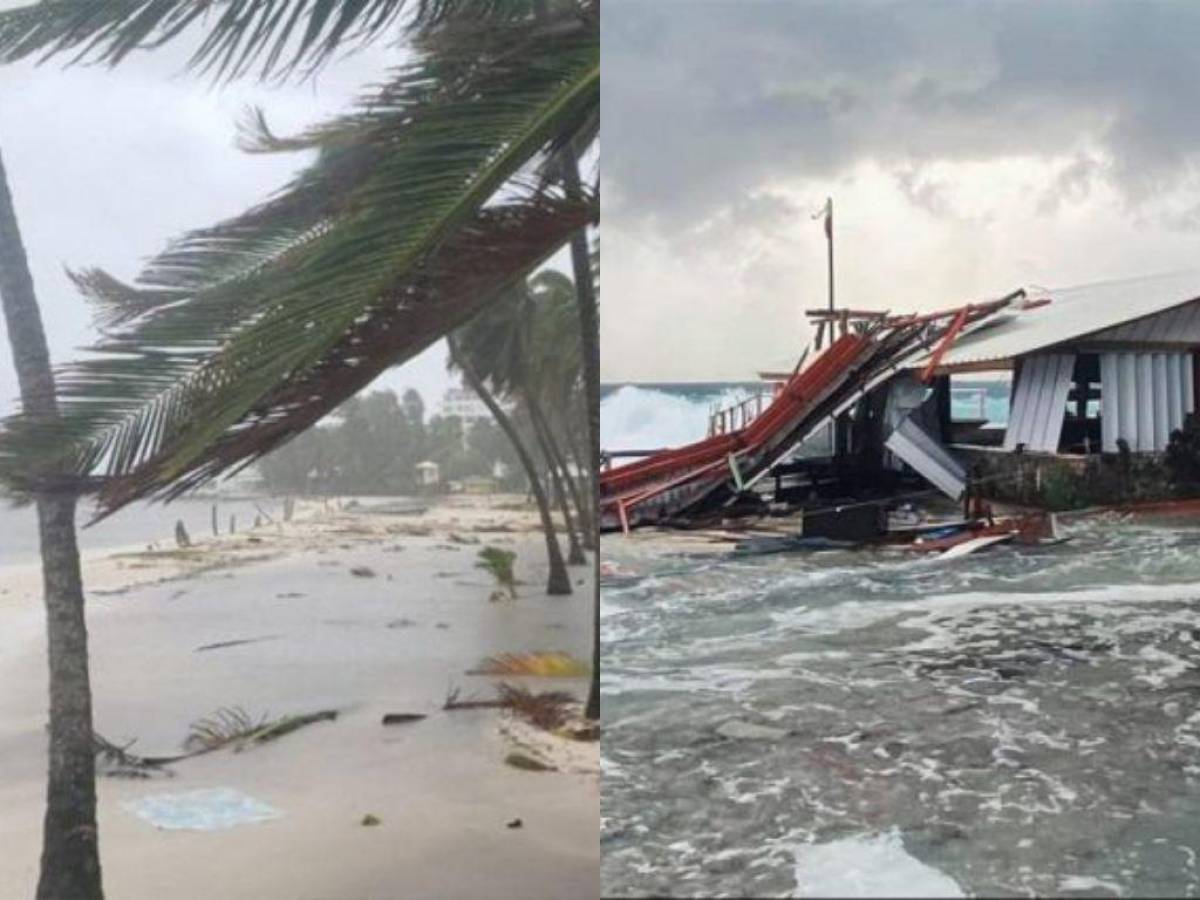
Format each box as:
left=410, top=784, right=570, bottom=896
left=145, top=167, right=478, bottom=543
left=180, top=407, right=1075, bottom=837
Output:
left=439, top=386, right=492, bottom=423
left=415, top=460, right=440, bottom=486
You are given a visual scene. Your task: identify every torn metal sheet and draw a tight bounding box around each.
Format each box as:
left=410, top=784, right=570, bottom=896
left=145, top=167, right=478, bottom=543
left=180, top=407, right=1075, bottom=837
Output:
left=885, top=416, right=966, bottom=500
left=123, top=787, right=281, bottom=831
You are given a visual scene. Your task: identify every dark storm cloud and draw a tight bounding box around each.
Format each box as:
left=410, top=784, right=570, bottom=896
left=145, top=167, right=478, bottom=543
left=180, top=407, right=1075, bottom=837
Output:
left=602, top=0, right=1200, bottom=226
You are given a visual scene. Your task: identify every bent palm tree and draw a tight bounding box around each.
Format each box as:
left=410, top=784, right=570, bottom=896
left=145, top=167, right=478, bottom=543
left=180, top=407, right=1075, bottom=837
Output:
left=0, top=3, right=598, bottom=516
left=448, top=333, right=571, bottom=595
left=0, top=149, right=103, bottom=899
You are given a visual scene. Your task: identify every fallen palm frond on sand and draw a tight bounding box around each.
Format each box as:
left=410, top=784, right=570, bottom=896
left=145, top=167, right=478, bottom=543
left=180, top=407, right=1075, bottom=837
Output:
left=466, top=651, right=589, bottom=677
left=94, top=706, right=339, bottom=778
left=444, top=682, right=588, bottom=736
left=185, top=706, right=337, bottom=752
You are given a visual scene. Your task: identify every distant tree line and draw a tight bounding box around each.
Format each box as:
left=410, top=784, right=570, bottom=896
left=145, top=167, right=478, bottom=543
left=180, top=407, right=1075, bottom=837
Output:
left=256, top=387, right=525, bottom=495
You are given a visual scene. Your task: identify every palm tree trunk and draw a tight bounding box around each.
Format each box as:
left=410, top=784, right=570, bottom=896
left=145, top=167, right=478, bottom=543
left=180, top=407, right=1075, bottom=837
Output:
left=526, top=392, right=586, bottom=566
left=544, top=398, right=594, bottom=550
left=449, top=336, right=570, bottom=595
left=0, top=148, right=103, bottom=899
left=560, top=400, right=596, bottom=549
left=559, top=151, right=601, bottom=722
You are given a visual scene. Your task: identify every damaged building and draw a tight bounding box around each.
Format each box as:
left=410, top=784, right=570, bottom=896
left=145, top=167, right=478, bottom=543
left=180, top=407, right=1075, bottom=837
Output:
left=599, top=270, right=1200, bottom=534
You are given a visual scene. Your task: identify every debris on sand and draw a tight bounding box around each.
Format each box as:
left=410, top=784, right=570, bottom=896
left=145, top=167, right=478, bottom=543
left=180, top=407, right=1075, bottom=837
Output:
left=444, top=684, right=577, bottom=732
left=387, top=523, right=432, bottom=537
left=94, top=734, right=175, bottom=779
left=506, top=818, right=523, bottom=829
left=504, top=751, right=555, bottom=772
left=443, top=686, right=509, bottom=712
left=381, top=713, right=427, bottom=726
left=467, top=651, right=589, bottom=678
left=497, top=683, right=577, bottom=731
left=194, top=635, right=281, bottom=653
left=123, top=787, right=280, bottom=831
left=387, top=617, right=418, bottom=629
left=476, top=547, right=517, bottom=599
left=349, top=566, right=376, bottom=577
left=184, top=707, right=337, bottom=753
left=361, top=813, right=382, bottom=827
left=448, top=532, right=481, bottom=545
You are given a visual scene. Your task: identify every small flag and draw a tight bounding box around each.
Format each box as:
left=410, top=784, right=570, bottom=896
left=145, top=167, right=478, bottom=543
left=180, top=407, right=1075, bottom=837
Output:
left=813, top=197, right=832, bottom=239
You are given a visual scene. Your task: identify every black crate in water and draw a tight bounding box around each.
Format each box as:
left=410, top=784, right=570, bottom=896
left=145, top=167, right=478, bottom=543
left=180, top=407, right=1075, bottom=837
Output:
left=800, top=502, right=886, bottom=542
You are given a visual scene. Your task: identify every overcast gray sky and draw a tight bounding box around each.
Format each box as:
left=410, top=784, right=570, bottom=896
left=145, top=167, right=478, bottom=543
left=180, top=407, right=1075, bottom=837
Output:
left=601, top=0, right=1200, bottom=383
left=0, top=19, right=459, bottom=417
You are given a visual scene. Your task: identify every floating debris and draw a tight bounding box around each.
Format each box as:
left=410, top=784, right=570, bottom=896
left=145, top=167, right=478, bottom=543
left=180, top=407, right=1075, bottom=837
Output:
left=349, top=566, right=376, bottom=577
left=361, top=813, right=382, bottom=827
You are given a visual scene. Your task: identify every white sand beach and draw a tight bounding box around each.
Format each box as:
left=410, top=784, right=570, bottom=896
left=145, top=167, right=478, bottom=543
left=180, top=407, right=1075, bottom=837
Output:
left=0, top=494, right=597, bottom=899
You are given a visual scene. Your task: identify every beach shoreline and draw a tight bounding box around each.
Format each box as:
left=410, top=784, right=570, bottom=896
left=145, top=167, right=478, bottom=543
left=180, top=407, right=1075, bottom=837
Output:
left=0, top=492, right=597, bottom=899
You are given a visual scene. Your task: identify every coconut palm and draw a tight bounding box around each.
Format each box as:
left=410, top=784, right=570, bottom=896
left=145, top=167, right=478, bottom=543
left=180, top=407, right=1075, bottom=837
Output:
left=0, top=149, right=103, bottom=899
left=0, top=1, right=598, bottom=517
left=449, top=276, right=588, bottom=581
left=447, top=331, right=571, bottom=595
left=527, top=269, right=592, bottom=543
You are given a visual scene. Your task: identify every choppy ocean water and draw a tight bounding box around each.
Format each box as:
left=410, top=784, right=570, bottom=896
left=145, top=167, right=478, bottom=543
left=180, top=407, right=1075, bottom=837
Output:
left=601, top=516, right=1200, bottom=897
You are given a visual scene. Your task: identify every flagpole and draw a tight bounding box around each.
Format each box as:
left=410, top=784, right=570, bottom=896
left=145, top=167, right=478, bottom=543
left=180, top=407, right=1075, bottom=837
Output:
left=826, top=197, right=834, bottom=313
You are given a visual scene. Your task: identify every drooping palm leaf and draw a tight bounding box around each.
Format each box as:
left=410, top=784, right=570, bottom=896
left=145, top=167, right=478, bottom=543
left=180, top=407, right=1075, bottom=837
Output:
left=0, top=2, right=598, bottom=517
left=0, top=0, right=528, bottom=82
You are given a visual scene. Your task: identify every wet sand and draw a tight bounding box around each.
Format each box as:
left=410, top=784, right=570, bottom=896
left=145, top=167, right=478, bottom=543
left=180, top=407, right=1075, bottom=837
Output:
left=0, top=494, right=597, bottom=899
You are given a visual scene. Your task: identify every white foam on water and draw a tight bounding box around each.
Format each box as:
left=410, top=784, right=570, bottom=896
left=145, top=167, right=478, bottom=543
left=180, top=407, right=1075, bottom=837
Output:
left=772, top=580, right=1200, bottom=638
left=1058, top=875, right=1123, bottom=895
left=600, top=384, right=755, bottom=450
left=791, top=829, right=964, bottom=898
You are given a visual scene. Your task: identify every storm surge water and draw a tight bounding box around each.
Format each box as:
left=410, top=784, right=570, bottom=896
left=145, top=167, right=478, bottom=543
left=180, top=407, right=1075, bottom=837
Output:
left=600, top=383, right=763, bottom=453
left=601, top=516, right=1200, bottom=897
left=599, top=379, right=1012, bottom=456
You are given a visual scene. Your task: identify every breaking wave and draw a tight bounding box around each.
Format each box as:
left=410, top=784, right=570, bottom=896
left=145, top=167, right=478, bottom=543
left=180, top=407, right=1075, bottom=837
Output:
left=599, top=383, right=759, bottom=451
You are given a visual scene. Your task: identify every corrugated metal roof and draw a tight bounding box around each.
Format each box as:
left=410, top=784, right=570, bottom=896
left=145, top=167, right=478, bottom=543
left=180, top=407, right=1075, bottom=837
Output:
left=925, top=269, right=1200, bottom=369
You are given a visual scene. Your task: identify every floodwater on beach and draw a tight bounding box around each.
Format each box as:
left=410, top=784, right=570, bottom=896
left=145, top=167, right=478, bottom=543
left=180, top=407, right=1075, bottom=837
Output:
left=601, top=516, right=1200, bottom=897
left=0, top=495, right=308, bottom=567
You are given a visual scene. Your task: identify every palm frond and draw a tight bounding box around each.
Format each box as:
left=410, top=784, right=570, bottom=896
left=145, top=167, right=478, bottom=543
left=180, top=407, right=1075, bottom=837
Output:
left=0, top=4, right=598, bottom=517
left=0, top=0, right=537, bottom=82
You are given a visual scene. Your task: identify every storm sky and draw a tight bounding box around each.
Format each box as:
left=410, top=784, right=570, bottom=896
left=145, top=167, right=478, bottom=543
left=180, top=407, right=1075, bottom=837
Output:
left=601, top=0, right=1200, bottom=382
left=0, top=16, right=455, bottom=417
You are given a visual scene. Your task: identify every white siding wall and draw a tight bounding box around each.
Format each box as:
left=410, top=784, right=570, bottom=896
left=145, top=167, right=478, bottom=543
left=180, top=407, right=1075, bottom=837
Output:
left=1100, top=351, right=1195, bottom=452
left=1004, top=353, right=1076, bottom=453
